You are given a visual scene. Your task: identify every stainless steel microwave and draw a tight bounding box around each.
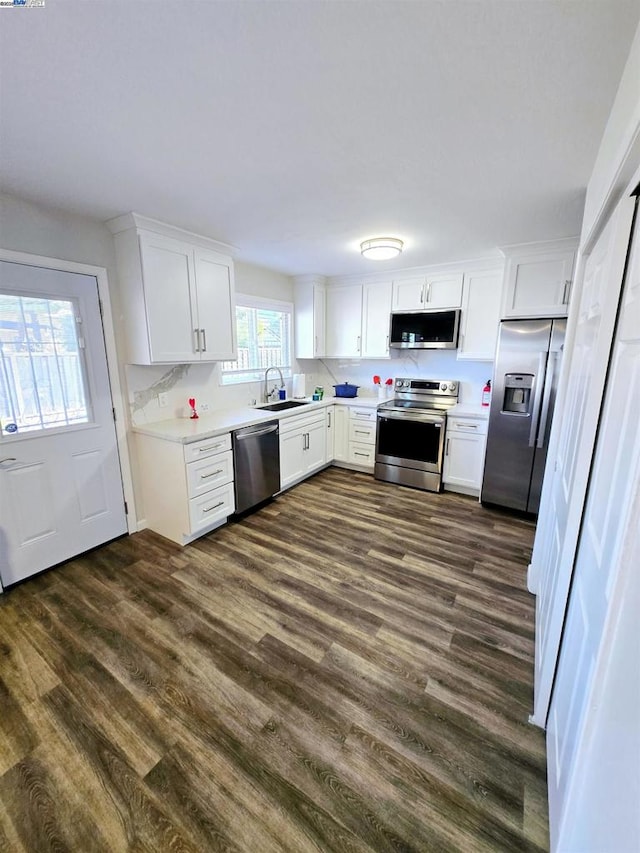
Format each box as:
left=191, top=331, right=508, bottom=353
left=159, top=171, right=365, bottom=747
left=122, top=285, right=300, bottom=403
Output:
left=389, top=308, right=461, bottom=350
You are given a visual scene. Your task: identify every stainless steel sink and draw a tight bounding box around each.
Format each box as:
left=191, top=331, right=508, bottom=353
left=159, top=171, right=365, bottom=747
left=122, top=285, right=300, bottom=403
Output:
left=257, top=400, right=311, bottom=412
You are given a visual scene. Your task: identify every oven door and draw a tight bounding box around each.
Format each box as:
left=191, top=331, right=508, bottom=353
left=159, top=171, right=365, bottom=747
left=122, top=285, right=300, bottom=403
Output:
left=375, top=410, right=446, bottom=472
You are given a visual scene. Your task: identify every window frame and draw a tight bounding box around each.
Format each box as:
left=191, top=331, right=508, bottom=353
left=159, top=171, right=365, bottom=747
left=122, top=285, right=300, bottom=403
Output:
left=219, top=294, right=294, bottom=386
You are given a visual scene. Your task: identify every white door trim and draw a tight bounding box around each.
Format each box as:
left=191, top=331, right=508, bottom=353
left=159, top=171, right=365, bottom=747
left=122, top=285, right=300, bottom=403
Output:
left=0, top=248, right=137, bottom=543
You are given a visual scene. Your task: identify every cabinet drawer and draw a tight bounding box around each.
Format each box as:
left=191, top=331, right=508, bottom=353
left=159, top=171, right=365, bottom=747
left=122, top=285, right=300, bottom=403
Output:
left=349, top=407, right=377, bottom=423
left=186, top=450, right=233, bottom=499
left=189, top=481, right=235, bottom=533
left=348, top=443, right=376, bottom=467
left=348, top=420, right=376, bottom=445
left=183, top=433, right=232, bottom=464
left=447, top=417, right=488, bottom=436
left=279, top=409, right=325, bottom=436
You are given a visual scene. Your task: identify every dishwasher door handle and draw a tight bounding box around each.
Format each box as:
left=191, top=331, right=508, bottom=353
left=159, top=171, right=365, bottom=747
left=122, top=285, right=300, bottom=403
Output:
left=235, top=424, right=279, bottom=440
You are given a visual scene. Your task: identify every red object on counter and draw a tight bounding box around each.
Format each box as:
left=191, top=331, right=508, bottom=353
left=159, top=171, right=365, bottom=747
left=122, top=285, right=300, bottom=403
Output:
left=188, top=397, right=199, bottom=419
left=482, top=381, right=491, bottom=407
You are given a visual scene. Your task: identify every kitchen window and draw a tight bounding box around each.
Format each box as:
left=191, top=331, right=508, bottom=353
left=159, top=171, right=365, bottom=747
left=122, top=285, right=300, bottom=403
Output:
left=220, top=295, right=292, bottom=385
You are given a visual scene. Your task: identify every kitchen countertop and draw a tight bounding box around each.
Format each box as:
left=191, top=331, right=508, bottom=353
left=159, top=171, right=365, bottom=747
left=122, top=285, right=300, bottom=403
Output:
left=448, top=403, right=490, bottom=419
left=132, top=396, right=381, bottom=444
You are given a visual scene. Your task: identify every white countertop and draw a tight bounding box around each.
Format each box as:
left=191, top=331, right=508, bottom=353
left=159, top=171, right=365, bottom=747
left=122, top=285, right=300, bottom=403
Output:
left=132, top=395, right=381, bottom=444
left=448, top=403, right=490, bottom=419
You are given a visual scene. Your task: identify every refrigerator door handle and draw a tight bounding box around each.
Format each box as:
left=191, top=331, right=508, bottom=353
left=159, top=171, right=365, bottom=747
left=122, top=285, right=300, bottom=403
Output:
left=536, top=352, right=556, bottom=448
left=528, top=352, right=547, bottom=447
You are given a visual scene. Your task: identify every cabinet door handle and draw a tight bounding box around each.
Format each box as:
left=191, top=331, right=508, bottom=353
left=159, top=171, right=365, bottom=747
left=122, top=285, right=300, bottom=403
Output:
left=203, top=500, right=225, bottom=513
left=199, top=443, right=223, bottom=452
left=315, top=335, right=318, bottom=354
left=0, top=457, right=17, bottom=464
left=327, top=412, right=331, bottom=428
left=420, top=283, right=425, bottom=304
left=200, top=328, right=207, bottom=352
left=201, top=469, right=223, bottom=479
left=445, top=438, right=450, bottom=456
left=194, top=328, right=201, bottom=352
left=356, top=335, right=361, bottom=353
left=562, top=280, right=571, bottom=305
left=426, top=282, right=432, bottom=303
left=385, top=335, right=389, bottom=352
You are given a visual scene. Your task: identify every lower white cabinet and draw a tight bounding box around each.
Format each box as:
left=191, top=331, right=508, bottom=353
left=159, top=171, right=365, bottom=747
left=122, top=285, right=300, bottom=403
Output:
left=135, top=431, right=235, bottom=545
left=339, top=406, right=377, bottom=471
left=332, top=406, right=349, bottom=462
left=442, top=415, right=488, bottom=495
left=279, top=409, right=327, bottom=490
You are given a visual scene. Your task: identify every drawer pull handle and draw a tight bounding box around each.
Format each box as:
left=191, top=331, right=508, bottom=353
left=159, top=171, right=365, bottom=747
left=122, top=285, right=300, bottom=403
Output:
left=355, top=429, right=369, bottom=435
left=199, top=443, right=223, bottom=452
left=458, top=424, right=478, bottom=430
left=0, top=457, right=17, bottom=464
left=354, top=414, right=370, bottom=419
left=201, top=469, right=223, bottom=479
left=203, top=501, right=225, bottom=513
left=354, top=452, right=369, bottom=458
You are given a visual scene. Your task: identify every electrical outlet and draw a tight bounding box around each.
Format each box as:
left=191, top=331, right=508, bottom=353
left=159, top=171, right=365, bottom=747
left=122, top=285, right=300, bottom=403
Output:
left=199, top=402, right=210, bottom=413
left=158, top=392, right=168, bottom=408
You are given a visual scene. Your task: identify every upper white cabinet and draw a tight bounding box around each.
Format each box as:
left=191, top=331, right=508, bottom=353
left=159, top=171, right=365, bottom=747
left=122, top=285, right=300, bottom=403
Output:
left=361, top=281, right=392, bottom=357
left=108, top=213, right=236, bottom=365
left=325, top=281, right=392, bottom=358
left=294, top=275, right=326, bottom=359
left=392, top=272, right=463, bottom=311
left=501, top=239, right=578, bottom=319
left=457, top=267, right=503, bottom=361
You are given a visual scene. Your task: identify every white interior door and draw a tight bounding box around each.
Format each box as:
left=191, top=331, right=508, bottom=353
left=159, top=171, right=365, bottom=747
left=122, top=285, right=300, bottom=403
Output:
left=547, top=200, right=640, bottom=851
left=530, top=193, right=636, bottom=725
left=0, top=261, right=127, bottom=587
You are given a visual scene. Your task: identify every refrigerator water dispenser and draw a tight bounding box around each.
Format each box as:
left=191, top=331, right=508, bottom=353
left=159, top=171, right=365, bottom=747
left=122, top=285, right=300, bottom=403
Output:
left=502, top=374, right=534, bottom=415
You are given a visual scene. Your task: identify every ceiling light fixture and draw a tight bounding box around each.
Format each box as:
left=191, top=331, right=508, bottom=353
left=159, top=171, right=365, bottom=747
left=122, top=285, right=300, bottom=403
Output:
left=360, top=237, right=404, bottom=261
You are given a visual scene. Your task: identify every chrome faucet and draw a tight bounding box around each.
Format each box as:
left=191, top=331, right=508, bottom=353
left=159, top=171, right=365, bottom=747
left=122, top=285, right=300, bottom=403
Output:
left=264, top=366, right=285, bottom=402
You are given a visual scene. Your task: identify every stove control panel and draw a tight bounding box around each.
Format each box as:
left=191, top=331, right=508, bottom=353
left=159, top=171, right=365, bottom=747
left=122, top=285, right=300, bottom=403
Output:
left=394, top=378, right=458, bottom=397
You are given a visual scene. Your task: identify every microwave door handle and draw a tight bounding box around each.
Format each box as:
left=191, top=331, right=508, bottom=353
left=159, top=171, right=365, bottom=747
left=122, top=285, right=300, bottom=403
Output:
left=528, top=352, right=548, bottom=448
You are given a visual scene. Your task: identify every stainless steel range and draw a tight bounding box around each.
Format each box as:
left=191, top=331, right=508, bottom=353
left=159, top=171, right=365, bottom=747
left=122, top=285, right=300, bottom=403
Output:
left=375, top=377, right=459, bottom=492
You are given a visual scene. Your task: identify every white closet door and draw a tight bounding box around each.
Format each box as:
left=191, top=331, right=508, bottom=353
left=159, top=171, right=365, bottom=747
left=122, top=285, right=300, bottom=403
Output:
left=547, top=200, right=640, bottom=851
left=530, top=193, right=635, bottom=725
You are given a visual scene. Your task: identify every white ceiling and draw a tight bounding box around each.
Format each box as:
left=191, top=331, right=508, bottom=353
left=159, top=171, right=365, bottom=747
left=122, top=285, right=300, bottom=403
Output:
left=1, top=1, right=638, bottom=276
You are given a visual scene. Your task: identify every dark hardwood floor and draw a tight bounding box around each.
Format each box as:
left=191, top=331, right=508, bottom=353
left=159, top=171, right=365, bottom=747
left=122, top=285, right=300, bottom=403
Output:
left=0, top=467, right=548, bottom=852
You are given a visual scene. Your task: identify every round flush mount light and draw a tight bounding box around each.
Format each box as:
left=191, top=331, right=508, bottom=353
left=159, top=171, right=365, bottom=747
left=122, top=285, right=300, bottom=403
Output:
left=360, top=237, right=404, bottom=260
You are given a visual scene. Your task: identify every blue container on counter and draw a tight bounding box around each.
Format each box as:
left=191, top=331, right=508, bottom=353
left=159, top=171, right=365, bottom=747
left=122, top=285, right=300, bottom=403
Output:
left=333, top=382, right=359, bottom=398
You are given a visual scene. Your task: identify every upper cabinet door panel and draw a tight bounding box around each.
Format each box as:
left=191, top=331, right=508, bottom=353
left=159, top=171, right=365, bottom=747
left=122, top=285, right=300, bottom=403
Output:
left=425, top=272, right=463, bottom=308
left=361, top=281, right=392, bottom=358
left=325, top=284, right=362, bottom=357
left=139, top=233, right=198, bottom=363
left=392, top=278, right=425, bottom=310
left=458, top=268, right=503, bottom=361
left=193, top=248, right=236, bottom=361
left=503, top=250, right=576, bottom=318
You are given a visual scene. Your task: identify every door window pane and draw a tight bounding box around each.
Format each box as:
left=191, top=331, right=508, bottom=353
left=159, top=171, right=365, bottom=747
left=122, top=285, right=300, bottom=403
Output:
left=0, top=294, right=90, bottom=435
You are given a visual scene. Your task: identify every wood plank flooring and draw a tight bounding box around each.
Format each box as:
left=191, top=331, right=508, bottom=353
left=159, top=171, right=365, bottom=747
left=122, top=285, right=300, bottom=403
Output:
left=0, top=467, right=548, bottom=852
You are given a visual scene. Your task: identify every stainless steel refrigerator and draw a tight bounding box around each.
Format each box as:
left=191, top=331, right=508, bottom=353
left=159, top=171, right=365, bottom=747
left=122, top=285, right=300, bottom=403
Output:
left=481, top=318, right=566, bottom=514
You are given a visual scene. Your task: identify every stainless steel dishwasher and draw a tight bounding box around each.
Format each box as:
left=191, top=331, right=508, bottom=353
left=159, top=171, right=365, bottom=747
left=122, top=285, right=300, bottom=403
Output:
left=232, top=420, right=280, bottom=514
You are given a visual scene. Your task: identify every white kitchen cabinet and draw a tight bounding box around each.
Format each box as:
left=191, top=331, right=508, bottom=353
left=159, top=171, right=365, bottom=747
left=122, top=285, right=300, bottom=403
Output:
left=347, top=406, right=377, bottom=471
left=108, top=213, right=236, bottom=365
left=135, top=432, right=235, bottom=545
left=392, top=272, right=463, bottom=311
left=325, top=281, right=392, bottom=358
left=443, top=414, right=488, bottom=496
left=279, top=409, right=327, bottom=490
left=332, top=405, right=349, bottom=462
left=294, top=275, right=326, bottom=359
left=457, top=268, right=503, bottom=361
left=361, top=281, right=392, bottom=357
left=325, top=284, right=363, bottom=357
left=501, top=240, right=578, bottom=319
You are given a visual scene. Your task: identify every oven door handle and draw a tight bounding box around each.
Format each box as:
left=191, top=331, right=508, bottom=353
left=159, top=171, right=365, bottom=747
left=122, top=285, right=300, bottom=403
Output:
left=377, top=411, right=444, bottom=426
